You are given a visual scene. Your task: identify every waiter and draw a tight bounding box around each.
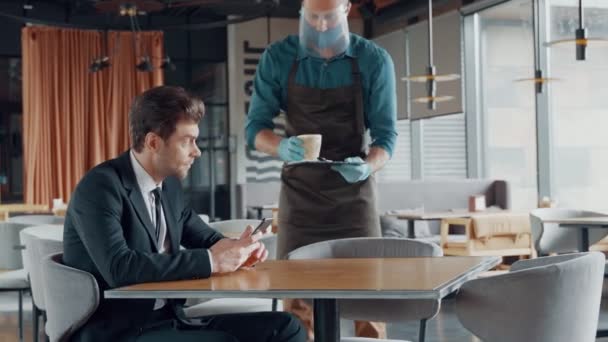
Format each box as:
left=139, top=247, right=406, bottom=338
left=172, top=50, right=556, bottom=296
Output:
left=246, top=0, right=397, bottom=339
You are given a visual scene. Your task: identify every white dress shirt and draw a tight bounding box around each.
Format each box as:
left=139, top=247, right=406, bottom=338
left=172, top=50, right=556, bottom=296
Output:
left=129, top=151, right=216, bottom=310
left=130, top=151, right=170, bottom=310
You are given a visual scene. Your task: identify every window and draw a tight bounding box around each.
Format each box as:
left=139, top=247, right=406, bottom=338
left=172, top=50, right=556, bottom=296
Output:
left=473, top=0, right=538, bottom=209
left=422, top=113, right=467, bottom=179
left=0, top=57, right=23, bottom=202
left=547, top=0, right=608, bottom=211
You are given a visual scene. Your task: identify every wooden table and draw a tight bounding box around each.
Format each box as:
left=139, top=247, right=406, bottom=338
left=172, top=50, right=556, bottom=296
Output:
left=0, top=204, right=50, bottom=221
left=106, top=256, right=500, bottom=342
left=544, top=216, right=608, bottom=251
left=387, top=209, right=506, bottom=238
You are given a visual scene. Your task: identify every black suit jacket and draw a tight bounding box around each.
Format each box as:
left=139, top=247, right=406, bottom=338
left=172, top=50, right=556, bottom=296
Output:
left=63, top=151, right=224, bottom=342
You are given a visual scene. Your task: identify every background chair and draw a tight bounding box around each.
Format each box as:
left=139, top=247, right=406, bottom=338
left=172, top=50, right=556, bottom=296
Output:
left=9, top=215, right=65, bottom=226
left=530, top=208, right=608, bottom=255
left=0, top=222, right=31, bottom=341
left=183, top=219, right=280, bottom=316
left=455, top=252, right=605, bottom=342
left=198, top=214, right=210, bottom=224
left=20, top=225, right=64, bottom=342
left=287, top=237, right=443, bottom=342
left=41, top=253, right=99, bottom=342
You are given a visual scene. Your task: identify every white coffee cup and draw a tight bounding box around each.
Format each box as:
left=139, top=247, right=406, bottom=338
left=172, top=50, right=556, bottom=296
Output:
left=297, top=134, right=322, bottom=161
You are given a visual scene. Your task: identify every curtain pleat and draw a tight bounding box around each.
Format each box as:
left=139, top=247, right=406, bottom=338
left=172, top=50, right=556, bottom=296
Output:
left=22, top=26, right=164, bottom=206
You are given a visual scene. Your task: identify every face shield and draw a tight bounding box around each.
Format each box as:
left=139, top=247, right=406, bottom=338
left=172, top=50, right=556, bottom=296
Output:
left=299, top=4, right=350, bottom=59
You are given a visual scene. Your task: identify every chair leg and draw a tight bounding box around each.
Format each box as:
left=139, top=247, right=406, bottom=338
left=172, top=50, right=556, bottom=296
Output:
left=33, top=304, right=39, bottom=342
left=43, top=311, right=49, bottom=342
left=272, top=298, right=278, bottom=312
left=418, top=319, right=427, bottom=342
left=18, top=290, right=23, bottom=342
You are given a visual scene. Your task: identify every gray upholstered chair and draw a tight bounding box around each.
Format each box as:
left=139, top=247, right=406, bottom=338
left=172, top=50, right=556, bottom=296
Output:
left=198, top=214, right=210, bottom=224
left=9, top=214, right=65, bottom=226
left=0, top=221, right=31, bottom=341
left=20, top=225, right=64, bottom=342
left=287, top=237, right=443, bottom=342
left=41, top=253, right=99, bottom=342
left=209, top=219, right=262, bottom=233
left=184, top=219, right=280, bottom=316
left=455, top=252, right=605, bottom=342
left=0, top=269, right=29, bottom=341
left=530, top=208, right=608, bottom=255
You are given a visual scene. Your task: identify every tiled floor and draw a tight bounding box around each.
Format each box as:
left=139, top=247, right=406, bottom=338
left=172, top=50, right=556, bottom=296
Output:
left=1, top=292, right=608, bottom=342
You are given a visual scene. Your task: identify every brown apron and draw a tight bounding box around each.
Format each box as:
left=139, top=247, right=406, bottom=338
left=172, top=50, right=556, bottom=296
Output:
left=277, top=57, right=381, bottom=259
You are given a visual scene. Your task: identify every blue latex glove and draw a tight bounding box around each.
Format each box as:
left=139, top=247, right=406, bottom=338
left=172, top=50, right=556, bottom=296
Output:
left=278, top=137, right=305, bottom=162
left=331, top=157, right=371, bottom=183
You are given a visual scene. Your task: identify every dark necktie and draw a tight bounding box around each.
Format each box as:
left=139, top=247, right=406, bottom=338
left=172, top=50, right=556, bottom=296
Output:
left=151, top=187, right=162, bottom=243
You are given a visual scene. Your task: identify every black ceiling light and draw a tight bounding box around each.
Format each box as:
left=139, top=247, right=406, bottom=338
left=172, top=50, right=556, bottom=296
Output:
left=136, top=56, right=154, bottom=72
left=89, top=30, right=112, bottom=73
left=160, top=56, right=176, bottom=71
left=88, top=2, right=175, bottom=73
left=89, top=56, right=110, bottom=73
left=515, top=0, right=557, bottom=93
left=402, top=0, right=460, bottom=110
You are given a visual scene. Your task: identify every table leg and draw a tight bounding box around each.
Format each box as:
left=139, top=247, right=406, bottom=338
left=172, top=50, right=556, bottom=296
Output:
left=579, top=227, right=590, bottom=251
left=313, top=298, right=339, bottom=342
left=407, top=220, right=415, bottom=239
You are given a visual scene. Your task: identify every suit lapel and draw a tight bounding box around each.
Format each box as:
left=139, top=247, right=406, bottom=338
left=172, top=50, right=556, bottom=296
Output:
left=117, top=151, right=159, bottom=252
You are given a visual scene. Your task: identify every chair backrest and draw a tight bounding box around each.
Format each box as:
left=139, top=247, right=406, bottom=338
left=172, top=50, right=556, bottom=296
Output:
left=20, top=225, right=64, bottom=310
left=0, top=222, right=30, bottom=269
left=376, top=179, right=510, bottom=213
left=42, top=253, right=99, bottom=342
left=456, top=252, right=605, bottom=342
left=259, top=233, right=277, bottom=260
left=287, top=237, right=443, bottom=322
left=530, top=208, right=607, bottom=254
left=209, top=219, right=262, bottom=234
left=198, top=214, right=210, bottom=224
left=10, top=214, right=65, bottom=226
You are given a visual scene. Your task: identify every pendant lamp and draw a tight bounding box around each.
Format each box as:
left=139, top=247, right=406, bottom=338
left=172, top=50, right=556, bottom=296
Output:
left=402, top=0, right=460, bottom=110
left=544, top=0, right=607, bottom=61
left=514, top=0, right=557, bottom=93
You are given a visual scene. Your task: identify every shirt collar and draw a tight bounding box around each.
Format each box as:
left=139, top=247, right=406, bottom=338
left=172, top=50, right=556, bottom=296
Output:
left=129, top=150, right=162, bottom=194
left=297, top=34, right=356, bottom=61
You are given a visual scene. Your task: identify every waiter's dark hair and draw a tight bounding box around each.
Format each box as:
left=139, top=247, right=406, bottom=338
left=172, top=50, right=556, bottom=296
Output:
left=129, top=86, right=204, bottom=152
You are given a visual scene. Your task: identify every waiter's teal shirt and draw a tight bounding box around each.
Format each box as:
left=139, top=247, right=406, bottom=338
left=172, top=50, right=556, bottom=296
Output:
left=245, top=33, right=397, bottom=157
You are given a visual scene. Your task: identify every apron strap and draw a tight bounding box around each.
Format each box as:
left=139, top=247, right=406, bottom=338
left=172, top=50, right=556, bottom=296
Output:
left=349, top=58, right=365, bottom=136
left=287, top=59, right=300, bottom=92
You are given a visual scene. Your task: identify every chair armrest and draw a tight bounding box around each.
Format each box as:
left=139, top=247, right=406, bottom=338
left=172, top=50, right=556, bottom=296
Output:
left=511, top=253, right=587, bottom=272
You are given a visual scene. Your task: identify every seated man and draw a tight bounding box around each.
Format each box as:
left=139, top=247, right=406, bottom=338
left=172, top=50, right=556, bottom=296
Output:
left=63, top=86, right=305, bottom=342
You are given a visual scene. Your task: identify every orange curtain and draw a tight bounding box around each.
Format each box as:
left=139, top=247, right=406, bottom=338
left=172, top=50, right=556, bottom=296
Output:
left=22, top=26, right=164, bottom=206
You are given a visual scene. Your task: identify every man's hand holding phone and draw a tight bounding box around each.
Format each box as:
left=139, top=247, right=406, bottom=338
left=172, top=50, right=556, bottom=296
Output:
left=209, top=221, right=270, bottom=274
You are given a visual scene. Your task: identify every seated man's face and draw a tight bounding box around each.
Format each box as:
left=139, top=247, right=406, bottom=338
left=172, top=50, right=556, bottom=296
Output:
left=156, top=119, right=201, bottom=180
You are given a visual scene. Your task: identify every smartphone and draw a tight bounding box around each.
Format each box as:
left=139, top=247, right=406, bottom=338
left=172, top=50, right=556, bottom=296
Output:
left=252, top=218, right=273, bottom=235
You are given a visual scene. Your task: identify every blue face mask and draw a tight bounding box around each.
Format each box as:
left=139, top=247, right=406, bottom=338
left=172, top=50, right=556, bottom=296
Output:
left=303, top=21, right=344, bottom=49
left=299, top=12, right=350, bottom=58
